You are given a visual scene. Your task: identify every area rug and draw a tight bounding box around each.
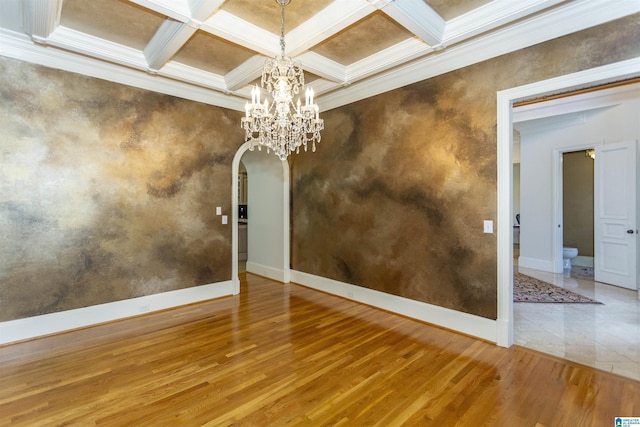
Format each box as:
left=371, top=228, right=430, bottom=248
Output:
left=514, top=272, right=602, bottom=303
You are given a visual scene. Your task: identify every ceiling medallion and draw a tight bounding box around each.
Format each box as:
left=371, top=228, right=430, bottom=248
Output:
left=240, top=0, right=324, bottom=161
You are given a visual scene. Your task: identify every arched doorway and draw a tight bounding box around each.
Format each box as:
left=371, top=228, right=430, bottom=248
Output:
left=231, top=143, right=290, bottom=294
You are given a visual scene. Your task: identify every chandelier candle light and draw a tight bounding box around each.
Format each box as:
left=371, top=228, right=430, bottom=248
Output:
left=240, top=0, right=324, bottom=161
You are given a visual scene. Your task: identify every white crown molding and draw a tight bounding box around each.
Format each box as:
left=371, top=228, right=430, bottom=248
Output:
left=0, top=27, right=33, bottom=52
left=346, top=38, right=431, bottom=82
left=443, top=0, right=565, bottom=46
left=47, top=26, right=149, bottom=71
left=0, top=28, right=245, bottom=111
left=225, top=55, right=268, bottom=91
left=285, top=0, right=375, bottom=57
left=305, top=78, right=341, bottom=98
left=202, top=10, right=280, bottom=58
left=320, top=0, right=640, bottom=111
left=159, top=61, right=228, bottom=92
left=382, top=0, right=444, bottom=46
left=23, top=0, right=62, bottom=43
left=296, top=51, right=346, bottom=83
left=144, top=20, right=196, bottom=71
left=3, top=0, right=638, bottom=113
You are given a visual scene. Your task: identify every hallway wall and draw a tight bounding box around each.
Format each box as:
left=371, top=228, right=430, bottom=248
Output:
left=241, top=149, right=287, bottom=279
left=518, top=85, right=640, bottom=273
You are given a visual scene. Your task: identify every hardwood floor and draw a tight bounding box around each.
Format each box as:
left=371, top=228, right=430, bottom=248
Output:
left=1, top=273, right=638, bottom=426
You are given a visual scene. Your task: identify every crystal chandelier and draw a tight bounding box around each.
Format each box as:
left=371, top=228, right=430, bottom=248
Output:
left=240, top=0, right=324, bottom=161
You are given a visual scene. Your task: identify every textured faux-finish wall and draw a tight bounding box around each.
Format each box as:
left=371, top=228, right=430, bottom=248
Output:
left=291, top=14, right=640, bottom=320
left=0, top=57, right=242, bottom=321
left=563, top=151, right=595, bottom=258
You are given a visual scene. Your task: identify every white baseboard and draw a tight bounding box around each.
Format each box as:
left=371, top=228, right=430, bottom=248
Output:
left=290, top=270, right=498, bottom=343
left=518, top=256, right=558, bottom=273
left=573, top=256, right=594, bottom=267
left=0, top=281, right=233, bottom=345
left=246, top=261, right=288, bottom=283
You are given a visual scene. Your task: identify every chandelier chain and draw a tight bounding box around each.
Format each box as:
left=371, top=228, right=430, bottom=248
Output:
left=279, top=0, right=285, bottom=57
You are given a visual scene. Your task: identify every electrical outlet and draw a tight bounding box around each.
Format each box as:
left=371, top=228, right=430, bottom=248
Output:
left=483, top=220, right=493, bottom=233
left=139, top=304, right=150, bottom=313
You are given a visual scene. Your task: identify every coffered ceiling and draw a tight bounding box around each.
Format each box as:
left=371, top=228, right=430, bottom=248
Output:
left=0, top=0, right=638, bottom=112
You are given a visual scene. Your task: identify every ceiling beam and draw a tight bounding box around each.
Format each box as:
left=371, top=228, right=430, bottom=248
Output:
left=296, top=52, right=346, bottom=83
left=285, top=0, right=376, bottom=57
left=320, top=0, right=640, bottom=111
left=378, top=0, right=444, bottom=46
left=346, top=38, right=432, bottom=83
left=0, top=28, right=245, bottom=111
left=201, top=10, right=279, bottom=58
left=225, top=55, right=267, bottom=92
left=22, top=0, right=62, bottom=44
left=128, top=0, right=192, bottom=23
left=144, top=0, right=224, bottom=72
left=144, top=21, right=197, bottom=72
left=187, top=0, right=217, bottom=15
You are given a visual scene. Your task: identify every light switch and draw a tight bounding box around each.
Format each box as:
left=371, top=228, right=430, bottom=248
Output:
left=222, top=215, right=228, bottom=225
left=483, top=220, right=493, bottom=233
left=216, top=207, right=222, bottom=215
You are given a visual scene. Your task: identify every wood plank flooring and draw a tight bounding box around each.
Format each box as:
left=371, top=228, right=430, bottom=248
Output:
left=1, top=273, right=638, bottom=426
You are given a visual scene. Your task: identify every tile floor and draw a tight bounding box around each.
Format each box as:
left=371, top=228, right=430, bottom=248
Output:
left=514, top=260, right=640, bottom=381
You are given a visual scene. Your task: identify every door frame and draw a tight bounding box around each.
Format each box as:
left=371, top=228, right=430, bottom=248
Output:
left=552, top=143, right=599, bottom=274
left=231, top=143, right=290, bottom=294
left=496, top=57, right=640, bottom=347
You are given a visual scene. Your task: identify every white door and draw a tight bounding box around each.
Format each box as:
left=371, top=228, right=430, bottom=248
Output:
left=594, top=140, right=637, bottom=290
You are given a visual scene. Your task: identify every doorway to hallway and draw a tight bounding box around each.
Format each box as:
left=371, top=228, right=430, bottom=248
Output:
left=496, top=58, right=640, bottom=347
left=231, top=145, right=290, bottom=294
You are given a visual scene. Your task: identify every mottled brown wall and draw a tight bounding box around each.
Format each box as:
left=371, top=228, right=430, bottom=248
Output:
left=291, top=15, right=640, bottom=319
left=563, top=151, right=595, bottom=257
left=0, top=58, right=242, bottom=321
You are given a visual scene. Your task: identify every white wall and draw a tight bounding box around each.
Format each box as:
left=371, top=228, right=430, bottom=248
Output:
left=516, top=84, right=640, bottom=272
left=513, top=163, right=520, bottom=226
left=240, top=149, right=288, bottom=281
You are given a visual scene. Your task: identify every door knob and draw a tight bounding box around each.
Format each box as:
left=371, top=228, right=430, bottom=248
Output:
left=627, top=229, right=635, bottom=234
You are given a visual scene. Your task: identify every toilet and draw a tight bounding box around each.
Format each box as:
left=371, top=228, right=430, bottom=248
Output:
left=562, top=247, right=578, bottom=270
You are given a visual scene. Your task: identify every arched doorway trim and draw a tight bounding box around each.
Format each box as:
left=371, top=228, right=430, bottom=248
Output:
left=231, top=143, right=290, bottom=294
